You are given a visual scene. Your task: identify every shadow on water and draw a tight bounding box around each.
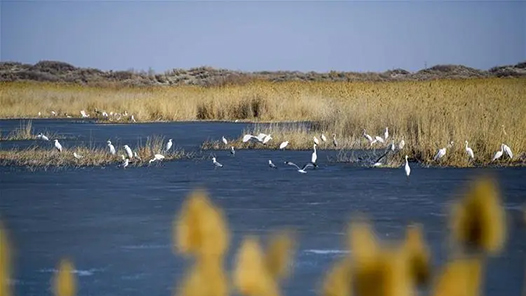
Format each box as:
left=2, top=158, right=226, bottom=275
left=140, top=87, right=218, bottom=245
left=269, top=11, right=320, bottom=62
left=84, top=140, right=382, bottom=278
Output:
left=0, top=119, right=525, bottom=296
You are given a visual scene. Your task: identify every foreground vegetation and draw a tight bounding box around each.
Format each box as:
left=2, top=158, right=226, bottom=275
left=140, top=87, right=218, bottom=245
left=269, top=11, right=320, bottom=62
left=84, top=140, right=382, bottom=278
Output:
left=1, top=176, right=525, bottom=296
left=0, top=136, right=191, bottom=168
left=1, top=77, right=525, bottom=167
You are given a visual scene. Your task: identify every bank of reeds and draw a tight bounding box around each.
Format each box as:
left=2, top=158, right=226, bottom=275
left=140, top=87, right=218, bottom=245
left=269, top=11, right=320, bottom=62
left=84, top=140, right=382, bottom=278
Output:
left=1, top=79, right=525, bottom=167
left=0, top=120, right=65, bottom=141
left=1, top=176, right=524, bottom=296
left=0, top=135, right=190, bottom=168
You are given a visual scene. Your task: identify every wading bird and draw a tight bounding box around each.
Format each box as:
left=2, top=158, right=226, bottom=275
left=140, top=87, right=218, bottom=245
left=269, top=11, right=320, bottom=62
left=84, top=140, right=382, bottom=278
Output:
left=222, top=136, right=228, bottom=145
left=492, top=144, right=504, bottom=162
left=165, top=139, right=173, bottom=152
left=313, top=136, right=320, bottom=145
left=321, top=133, right=327, bottom=142
left=434, top=141, right=454, bottom=161
left=149, top=154, right=165, bottom=164
left=279, top=141, right=289, bottom=150
left=363, top=129, right=373, bottom=144
left=268, top=160, right=277, bottom=169
left=230, top=146, right=235, bottom=156
left=284, top=161, right=314, bottom=174
left=399, top=139, right=405, bottom=150
left=465, top=141, right=474, bottom=160
left=54, top=139, right=62, bottom=152
left=73, top=152, right=83, bottom=159
left=124, top=145, right=133, bottom=159
left=80, top=110, right=89, bottom=118
left=332, top=134, right=338, bottom=148
left=384, top=127, right=389, bottom=140
left=212, top=157, right=223, bottom=168
left=502, top=143, right=513, bottom=159
left=404, top=155, right=411, bottom=177
left=311, top=143, right=318, bottom=167
left=107, top=140, right=116, bottom=155
left=37, top=133, right=49, bottom=141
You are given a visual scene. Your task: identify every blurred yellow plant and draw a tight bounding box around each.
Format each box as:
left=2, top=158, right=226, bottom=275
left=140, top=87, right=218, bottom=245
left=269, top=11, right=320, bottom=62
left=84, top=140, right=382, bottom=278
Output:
left=264, top=230, right=296, bottom=281
left=432, top=257, right=483, bottom=296
left=52, top=258, right=77, bottom=296
left=403, top=224, right=431, bottom=286
left=450, top=176, right=507, bottom=255
left=234, top=236, right=280, bottom=296
left=321, top=259, right=352, bottom=296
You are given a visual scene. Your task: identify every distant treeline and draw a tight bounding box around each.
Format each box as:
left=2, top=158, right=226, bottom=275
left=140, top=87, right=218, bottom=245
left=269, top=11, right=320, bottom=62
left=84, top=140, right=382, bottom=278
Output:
left=0, top=60, right=525, bottom=87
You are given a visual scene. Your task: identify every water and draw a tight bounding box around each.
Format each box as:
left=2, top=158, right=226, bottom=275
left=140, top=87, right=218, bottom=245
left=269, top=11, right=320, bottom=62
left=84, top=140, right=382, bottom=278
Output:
left=1, top=119, right=525, bottom=296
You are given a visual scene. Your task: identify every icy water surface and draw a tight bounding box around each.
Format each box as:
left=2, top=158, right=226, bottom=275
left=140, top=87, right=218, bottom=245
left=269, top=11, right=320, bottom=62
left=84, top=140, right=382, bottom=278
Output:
left=0, top=119, right=525, bottom=296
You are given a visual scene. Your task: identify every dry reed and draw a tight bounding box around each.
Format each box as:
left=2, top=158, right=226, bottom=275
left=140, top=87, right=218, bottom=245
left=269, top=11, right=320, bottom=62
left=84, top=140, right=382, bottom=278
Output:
left=0, top=120, right=65, bottom=141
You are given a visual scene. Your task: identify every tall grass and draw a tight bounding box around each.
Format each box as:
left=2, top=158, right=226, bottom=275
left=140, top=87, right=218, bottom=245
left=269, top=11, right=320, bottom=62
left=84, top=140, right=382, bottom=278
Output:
left=1, top=79, right=525, bottom=166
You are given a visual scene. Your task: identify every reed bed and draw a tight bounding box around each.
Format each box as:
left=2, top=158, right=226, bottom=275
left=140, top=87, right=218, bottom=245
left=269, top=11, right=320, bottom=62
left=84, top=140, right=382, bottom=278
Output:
left=0, top=120, right=65, bottom=141
left=0, top=136, right=190, bottom=168
left=1, top=79, right=525, bottom=167
left=1, top=176, right=525, bottom=296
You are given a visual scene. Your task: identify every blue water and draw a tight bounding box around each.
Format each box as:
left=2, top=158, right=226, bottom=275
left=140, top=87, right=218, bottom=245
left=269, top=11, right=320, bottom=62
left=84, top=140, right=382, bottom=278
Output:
left=0, top=119, right=525, bottom=296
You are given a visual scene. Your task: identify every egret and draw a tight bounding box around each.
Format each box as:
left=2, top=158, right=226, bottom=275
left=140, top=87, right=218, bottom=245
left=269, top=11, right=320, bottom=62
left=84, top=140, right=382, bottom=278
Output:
left=363, top=129, right=373, bottom=144
left=404, top=155, right=411, bottom=177
left=80, top=110, right=89, bottom=118
left=222, top=136, right=228, bottom=145
left=38, top=111, right=42, bottom=117
left=384, top=127, right=389, bottom=140
left=399, top=139, right=405, bottom=150
left=313, top=136, right=320, bottom=145
left=268, top=160, right=277, bottom=169
left=165, top=139, right=173, bottom=152
left=107, top=140, right=116, bottom=155
left=212, top=157, right=223, bottom=168
left=434, top=141, right=453, bottom=161
left=321, top=134, right=327, bottom=142
left=332, top=134, right=338, bottom=148
left=124, top=145, right=133, bottom=159
left=243, top=134, right=265, bottom=144
left=284, top=161, right=314, bottom=174
left=502, top=143, right=513, bottom=159
left=492, top=144, right=504, bottom=162
left=374, top=136, right=385, bottom=144
left=311, top=143, right=318, bottom=167
left=279, top=141, right=289, bottom=150
left=54, top=139, right=63, bottom=152
left=73, top=152, right=83, bottom=159
left=51, top=111, right=56, bottom=116
left=37, top=133, right=49, bottom=141
left=131, top=115, right=136, bottom=122
left=262, top=134, right=272, bottom=145
left=230, top=146, right=235, bottom=156
left=389, top=141, right=396, bottom=152
left=149, top=154, right=165, bottom=164
left=465, top=141, right=474, bottom=160
left=122, top=158, right=129, bottom=169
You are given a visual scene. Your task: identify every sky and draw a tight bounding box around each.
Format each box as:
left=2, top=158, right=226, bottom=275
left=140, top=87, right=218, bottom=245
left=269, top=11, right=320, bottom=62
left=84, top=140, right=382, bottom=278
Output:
left=1, top=0, right=525, bottom=73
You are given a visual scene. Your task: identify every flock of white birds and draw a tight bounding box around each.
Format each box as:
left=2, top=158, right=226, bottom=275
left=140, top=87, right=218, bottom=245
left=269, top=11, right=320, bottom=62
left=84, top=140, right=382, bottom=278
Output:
left=33, top=122, right=515, bottom=176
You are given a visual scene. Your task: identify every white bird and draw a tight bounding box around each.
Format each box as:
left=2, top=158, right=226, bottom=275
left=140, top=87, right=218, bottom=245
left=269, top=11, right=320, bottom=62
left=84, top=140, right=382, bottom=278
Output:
left=73, top=152, right=83, bottom=159
left=107, top=140, right=116, bottom=155
left=122, top=158, right=129, bottom=169
left=131, top=115, right=136, bottom=122
left=212, top=157, right=223, bottom=168
left=384, top=127, right=389, bottom=141
left=242, top=133, right=266, bottom=144
left=313, top=136, right=320, bottom=145
left=404, top=155, right=411, bottom=177
left=284, top=161, right=313, bottom=174
left=133, top=151, right=141, bottom=161
left=465, top=141, right=474, bottom=160
left=311, top=143, right=318, bottom=167
left=149, top=154, right=165, bottom=164
left=124, top=145, right=133, bottom=159
left=38, top=111, right=42, bottom=117
left=374, top=136, right=385, bottom=144
left=54, top=139, right=62, bottom=152
left=389, top=141, right=396, bottom=152
left=37, top=133, right=49, bottom=141
left=332, top=134, right=338, bottom=148
left=242, top=134, right=254, bottom=143
left=80, top=110, right=89, bottom=118
left=363, top=129, right=373, bottom=143
left=321, top=134, right=327, bottom=142
left=222, top=136, right=228, bottom=145
left=502, top=143, right=513, bottom=159
left=268, top=160, right=277, bottom=169
left=492, top=144, right=504, bottom=162
left=279, top=141, right=289, bottom=150
left=51, top=111, right=56, bottom=116
left=399, top=139, right=405, bottom=150
left=262, top=134, right=272, bottom=145
left=165, top=139, right=173, bottom=152
left=434, top=141, right=453, bottom=161
left=230, top=146, right=235, bottom=156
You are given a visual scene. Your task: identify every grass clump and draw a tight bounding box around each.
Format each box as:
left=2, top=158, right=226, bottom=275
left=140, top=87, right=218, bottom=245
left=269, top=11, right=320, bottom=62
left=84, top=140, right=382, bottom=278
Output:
left=0, top=136, right=190, bottom=168
left=0, top=120, right=65, bottom=141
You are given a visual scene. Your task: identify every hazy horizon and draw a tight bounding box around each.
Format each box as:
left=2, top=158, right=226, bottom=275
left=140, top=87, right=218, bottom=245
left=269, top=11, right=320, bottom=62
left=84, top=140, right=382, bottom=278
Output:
left=1, top=1, right=525, bottom=73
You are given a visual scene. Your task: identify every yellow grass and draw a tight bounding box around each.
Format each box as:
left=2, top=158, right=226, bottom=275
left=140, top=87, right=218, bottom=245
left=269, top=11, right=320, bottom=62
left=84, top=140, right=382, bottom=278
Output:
left=0, top=136, right=190, bottom=168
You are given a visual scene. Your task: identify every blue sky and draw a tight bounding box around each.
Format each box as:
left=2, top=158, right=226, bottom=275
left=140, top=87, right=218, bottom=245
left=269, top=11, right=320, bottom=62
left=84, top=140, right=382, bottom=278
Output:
left=1, top=1, right=524, bottom=72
